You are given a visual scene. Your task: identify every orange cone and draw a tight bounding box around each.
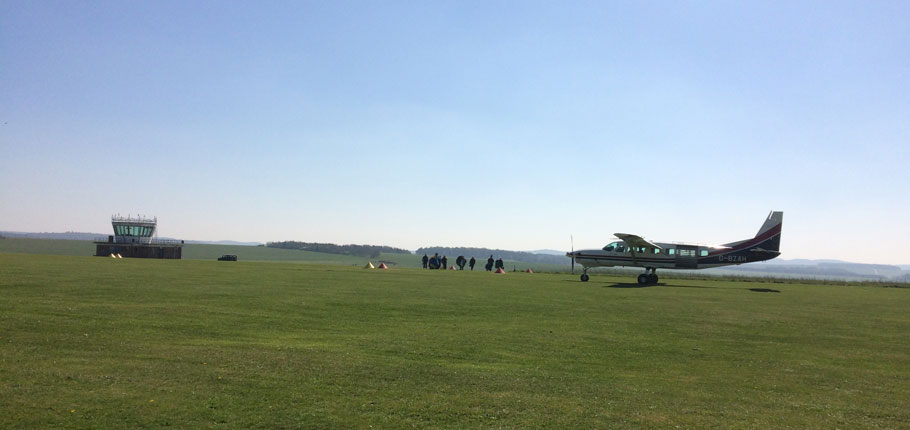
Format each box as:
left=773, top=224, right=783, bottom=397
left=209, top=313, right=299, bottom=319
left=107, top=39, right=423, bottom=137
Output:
left=494, top=267, right=506, bottom=274
left=378, top=263, right=388, bottom=269
left=525, top=268, right=534, bottom=273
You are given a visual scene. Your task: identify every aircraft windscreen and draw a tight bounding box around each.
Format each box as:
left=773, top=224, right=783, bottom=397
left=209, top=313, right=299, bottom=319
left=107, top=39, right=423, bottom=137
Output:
left=603, top=241, right=624, bottom=252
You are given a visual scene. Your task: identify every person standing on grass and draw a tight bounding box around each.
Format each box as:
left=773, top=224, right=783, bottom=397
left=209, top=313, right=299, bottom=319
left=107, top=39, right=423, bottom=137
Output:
left=495, top=258, right=504, bottom=270
left=486, top=255, right=494, bottom=271
left=441, top=255, right=448, bottom=270
left=469, top=256, right=476, bottom=271
left=422, top=254, right=429, bottom=269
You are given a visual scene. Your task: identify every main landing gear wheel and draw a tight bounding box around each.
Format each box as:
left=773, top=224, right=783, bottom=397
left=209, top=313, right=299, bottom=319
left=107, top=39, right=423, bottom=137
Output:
left=581, top=273, right=590, bottom=282
left=638, top=268, right=658, bottom=285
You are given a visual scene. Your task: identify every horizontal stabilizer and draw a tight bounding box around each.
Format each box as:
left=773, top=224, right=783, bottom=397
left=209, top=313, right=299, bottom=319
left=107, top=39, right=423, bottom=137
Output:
left=722, top=239, right=749, bottom=247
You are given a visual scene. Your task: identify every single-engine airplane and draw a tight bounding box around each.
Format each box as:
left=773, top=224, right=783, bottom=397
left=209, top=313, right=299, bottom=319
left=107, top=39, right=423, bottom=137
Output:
left=567, top=211, right=783, bottom=284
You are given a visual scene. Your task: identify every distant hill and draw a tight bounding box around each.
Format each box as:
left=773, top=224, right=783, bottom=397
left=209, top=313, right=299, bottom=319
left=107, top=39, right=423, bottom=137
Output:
left=707, top=259, right=907, bottom=281
left=267, top=241, right=411, bottom=258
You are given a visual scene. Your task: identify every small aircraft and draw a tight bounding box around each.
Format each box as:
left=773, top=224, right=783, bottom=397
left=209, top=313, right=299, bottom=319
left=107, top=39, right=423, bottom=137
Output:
left=567, top=211, right=783, bottom=284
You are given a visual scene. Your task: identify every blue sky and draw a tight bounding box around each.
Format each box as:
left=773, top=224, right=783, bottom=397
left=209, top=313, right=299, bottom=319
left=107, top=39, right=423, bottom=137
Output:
left=2, top=1, right=908, bottom=264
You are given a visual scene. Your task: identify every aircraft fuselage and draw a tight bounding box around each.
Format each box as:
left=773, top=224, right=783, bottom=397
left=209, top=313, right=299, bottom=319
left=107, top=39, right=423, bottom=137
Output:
left=567, top=211, right=783, bottom=283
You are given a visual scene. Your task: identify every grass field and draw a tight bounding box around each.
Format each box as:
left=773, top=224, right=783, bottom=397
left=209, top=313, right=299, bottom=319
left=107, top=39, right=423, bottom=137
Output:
left=1, top=253, right=908, bottom=428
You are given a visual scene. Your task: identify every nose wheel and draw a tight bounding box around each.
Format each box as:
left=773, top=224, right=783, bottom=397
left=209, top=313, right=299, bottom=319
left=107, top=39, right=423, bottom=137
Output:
left=637, top=268, right=658, bottom=285
left=580, top=268, right=589, bottom=282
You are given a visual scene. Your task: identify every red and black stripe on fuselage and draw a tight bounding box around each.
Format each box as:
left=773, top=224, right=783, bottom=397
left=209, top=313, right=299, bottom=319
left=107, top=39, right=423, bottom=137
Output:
left=698, top=223, right=781, bottom=268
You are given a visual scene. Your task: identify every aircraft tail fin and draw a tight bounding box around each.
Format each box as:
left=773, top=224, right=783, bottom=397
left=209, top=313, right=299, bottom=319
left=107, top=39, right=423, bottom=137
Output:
left=757, top=211, right=784, bottom=237
left=753, top=211, right=783, bottom=252
left=722, top=211, right=783, bottom=252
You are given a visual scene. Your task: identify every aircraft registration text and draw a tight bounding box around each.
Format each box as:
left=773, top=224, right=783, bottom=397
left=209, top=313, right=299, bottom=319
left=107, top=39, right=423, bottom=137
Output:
left=719, top=255, right=748, bottom=263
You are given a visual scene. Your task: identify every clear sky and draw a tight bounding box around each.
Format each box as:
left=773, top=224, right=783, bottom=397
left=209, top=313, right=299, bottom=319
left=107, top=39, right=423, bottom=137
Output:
left=2, top=1, right=908, bottom=264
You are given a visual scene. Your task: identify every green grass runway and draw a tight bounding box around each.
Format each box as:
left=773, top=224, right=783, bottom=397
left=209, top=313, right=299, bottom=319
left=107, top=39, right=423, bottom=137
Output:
left=1, top=253, right=907, bottom=428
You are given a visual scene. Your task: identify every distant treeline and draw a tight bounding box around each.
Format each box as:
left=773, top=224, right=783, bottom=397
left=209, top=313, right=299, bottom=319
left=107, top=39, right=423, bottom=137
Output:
left=267, top=241, right=411, bottom=258
left=416, top=247, right=568, bottom=265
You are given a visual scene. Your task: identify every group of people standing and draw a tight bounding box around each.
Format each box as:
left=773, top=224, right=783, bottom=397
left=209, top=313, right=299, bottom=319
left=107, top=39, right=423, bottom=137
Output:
left=422, top=254, right=504, bottom=272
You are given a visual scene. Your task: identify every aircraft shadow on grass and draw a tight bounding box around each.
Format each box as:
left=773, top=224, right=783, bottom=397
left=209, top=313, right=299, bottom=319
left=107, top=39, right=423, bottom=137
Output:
left=589, top=282, right=782, bottom=293
left=604, top=282, right=714, bottom=289
left=563, top=279, right=784, bottom=292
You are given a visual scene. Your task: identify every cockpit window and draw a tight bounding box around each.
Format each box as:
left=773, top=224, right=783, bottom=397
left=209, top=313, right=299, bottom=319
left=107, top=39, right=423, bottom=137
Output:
left=603, top=241, right=623, bottom=252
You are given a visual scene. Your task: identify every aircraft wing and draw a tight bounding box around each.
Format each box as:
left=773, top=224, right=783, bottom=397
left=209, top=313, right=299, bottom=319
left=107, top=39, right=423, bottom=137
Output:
left=614, top=233, right=662, bottom=250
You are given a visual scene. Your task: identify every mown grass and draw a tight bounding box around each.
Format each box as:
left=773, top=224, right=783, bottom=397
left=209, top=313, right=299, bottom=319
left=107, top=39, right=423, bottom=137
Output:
left=1, top=253, right=907, bottom=428
left=0, top=238, right=95, bottom=256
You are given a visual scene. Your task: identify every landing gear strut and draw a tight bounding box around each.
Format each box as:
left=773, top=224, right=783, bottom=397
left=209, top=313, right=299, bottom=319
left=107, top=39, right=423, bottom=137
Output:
left=580, top=268, right=589, bottom=282
left=637, top=268, right=658, bottom=285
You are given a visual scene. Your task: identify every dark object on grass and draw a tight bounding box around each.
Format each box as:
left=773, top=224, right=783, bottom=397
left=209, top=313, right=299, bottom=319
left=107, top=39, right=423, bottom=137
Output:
left=218, top=255, right=237, bottom=261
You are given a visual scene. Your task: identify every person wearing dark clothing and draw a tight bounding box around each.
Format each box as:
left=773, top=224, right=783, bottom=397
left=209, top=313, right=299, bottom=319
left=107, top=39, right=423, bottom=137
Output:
left=469, top=257, right=476, bottom=271
left=456, top=256, right=466, bottom=270
left=422, top=254, right=429, bottom=269
left=495, top=258, right=504, bottom=270
left=485, top=255, right=494, bottom=271
left=441, top=255, right=448, bottom=270
left=429, top=253, right=440, bottom=270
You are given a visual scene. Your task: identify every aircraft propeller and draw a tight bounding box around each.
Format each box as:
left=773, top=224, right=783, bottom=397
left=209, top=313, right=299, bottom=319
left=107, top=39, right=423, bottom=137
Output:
left=570, top=235, right=575, bottom=274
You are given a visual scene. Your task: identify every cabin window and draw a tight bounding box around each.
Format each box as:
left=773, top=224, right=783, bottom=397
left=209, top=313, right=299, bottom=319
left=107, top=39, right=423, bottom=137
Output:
left=652, top=248, right=661, bottom=254
left=700, top=250, right=709, bottom=257
left=603, top=244, right=615, bottom=252
left=615, top=245, right=626, bottom=253
left=678, top=249, right=696, bottom=257
left=667, top=248, right=675, bottom=255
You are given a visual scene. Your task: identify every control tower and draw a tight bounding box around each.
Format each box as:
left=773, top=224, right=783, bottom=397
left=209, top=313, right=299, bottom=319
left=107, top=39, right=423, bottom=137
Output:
left=95, top=215, right=183, bottom=259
